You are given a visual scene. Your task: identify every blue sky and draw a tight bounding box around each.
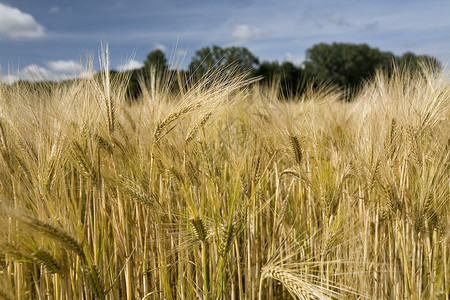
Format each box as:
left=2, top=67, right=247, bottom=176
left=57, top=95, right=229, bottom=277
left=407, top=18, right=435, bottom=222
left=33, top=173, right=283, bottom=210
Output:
left=1, top=0, right=449, bottom=82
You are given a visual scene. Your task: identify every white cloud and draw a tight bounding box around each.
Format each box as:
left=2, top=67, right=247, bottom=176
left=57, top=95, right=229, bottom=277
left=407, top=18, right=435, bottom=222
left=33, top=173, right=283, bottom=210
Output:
left=231, top=24, right=263, bottom=40
left=0, top=3, right=45, bottom=38
left=23, top=64, right=52, bottom=80
left=1, top=74, right=19, bottom=85
left=47, top=60, right=84, bottom=73
left=155, top=43, right=167, bottom=52
left=329, top=11, right=350, bottom=26
left=117, top=59, right=143, bottom=71
left=49, top=6, right=60, bottom=14
left=284, top=52, right=304, bottom=65
left=1, top=60, right=92, bottom=84
left=176, top=49, right=187, bottom=57
left=77, top=70, right=94, bottom=79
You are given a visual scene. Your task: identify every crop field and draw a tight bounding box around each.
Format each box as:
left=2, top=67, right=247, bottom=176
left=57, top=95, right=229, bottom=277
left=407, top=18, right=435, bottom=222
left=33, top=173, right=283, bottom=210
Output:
left=0, top=59, right=449, bottom=299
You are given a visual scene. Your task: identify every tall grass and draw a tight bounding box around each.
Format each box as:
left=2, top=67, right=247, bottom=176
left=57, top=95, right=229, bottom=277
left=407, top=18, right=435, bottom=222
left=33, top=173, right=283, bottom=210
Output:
left=0, top=54, right=449, bottom=299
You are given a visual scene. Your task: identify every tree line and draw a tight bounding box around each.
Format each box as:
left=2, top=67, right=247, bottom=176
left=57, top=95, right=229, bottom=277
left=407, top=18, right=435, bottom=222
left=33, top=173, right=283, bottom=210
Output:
left=123, top=42, right=441, bottom=100
left=10, top=42, right=442, bottom=101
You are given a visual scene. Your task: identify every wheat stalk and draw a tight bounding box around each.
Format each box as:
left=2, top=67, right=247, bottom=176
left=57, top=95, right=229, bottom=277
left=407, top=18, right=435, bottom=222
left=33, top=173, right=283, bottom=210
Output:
left=154, top=103, right=202, bottom=142
left=4, top=210, right=85, bottom=260
left=261, top=265, right=332, bottom=300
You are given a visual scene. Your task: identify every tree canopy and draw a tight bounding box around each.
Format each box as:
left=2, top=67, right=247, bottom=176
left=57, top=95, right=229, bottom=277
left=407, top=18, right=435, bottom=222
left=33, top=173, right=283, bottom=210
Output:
left=121, top=43, right=443, bottom=100
left=395, top=52, right=442, bottom=74
left=304, top=42, right=395, bottom=88
left=42, top=42, right=441, bottom=101
left=188, top=45, right=259, bottom=76
left=143, top=49, right=168, bottom=71
left=303, top=43, right=442, bottom=91
left=255, top=61, right=306, bottom=97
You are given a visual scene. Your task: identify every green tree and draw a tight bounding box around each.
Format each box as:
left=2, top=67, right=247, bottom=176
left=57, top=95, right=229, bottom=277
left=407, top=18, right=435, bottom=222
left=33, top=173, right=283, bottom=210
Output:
left=279, top=61, right=306, bottom=96
left=304, top=42, right=394, bottom=88
left=256, top=61, right=306, bottom=97
left=121, top=50, right=168, bottom=101
left=143, top=49, right=168, bottom=71
left=189, top=45, right=259, bottom=77
left=124, top=69, right=142, bottom=100
left=395, top=52, right=442, bottom=74
left=256, top=61, right=281, bottom=84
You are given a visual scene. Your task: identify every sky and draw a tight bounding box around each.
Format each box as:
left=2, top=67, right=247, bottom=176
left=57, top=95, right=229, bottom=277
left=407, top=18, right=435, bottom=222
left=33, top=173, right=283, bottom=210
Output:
left=0, top=0, right=449, bottom=82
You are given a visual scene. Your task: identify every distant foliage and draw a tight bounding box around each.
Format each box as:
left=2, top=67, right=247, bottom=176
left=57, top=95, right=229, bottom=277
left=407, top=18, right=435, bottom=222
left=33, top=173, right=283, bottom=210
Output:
left=188, top=45, right=259, bottom=77
left=304, top=43, right=443, bottom=96
left=304, top=42, right=395, bottom=88
left=255, top=61, right=307, bottom=98
left=7, top=42, right=441, bottom=102
left=143, top=49, right=168, bottom=71
left=395, top=51, right=442, bottom=74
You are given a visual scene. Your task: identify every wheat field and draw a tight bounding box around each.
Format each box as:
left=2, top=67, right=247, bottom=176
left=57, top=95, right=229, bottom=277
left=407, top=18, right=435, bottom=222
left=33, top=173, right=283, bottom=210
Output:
left=0, top=55, right=449, bottom=299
